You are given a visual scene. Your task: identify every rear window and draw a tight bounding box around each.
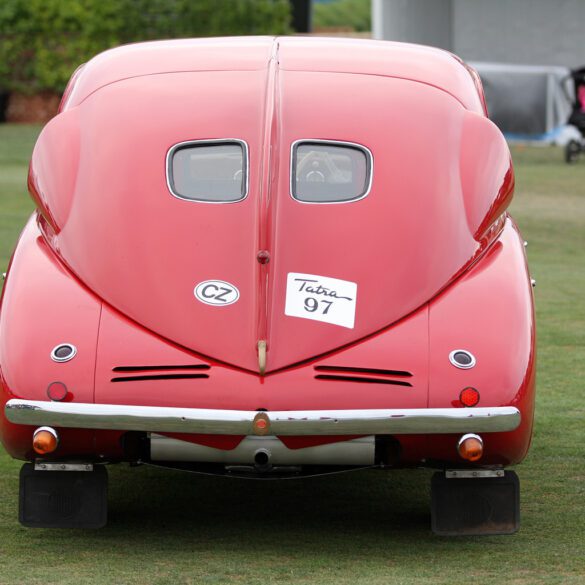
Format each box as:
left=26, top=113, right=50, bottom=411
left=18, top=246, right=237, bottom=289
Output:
left=291, top=141, right=372, bottom=203
left=167, top=140, right=247, bottom=203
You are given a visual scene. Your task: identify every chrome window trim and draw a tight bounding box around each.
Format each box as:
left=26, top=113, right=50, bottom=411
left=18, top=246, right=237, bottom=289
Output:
left=290, top=138, right=374, bottom=205
left=5, top=400, right=520, bottom=436
left=166, top=138, right=249, bottom=204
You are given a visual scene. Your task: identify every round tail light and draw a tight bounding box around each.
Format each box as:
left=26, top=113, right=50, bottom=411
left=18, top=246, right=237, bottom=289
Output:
left=457, top=433, right=483, bottom=462
left=33, top=427, right=59, bottom=455
left=459, top=387, right=480, bottom=407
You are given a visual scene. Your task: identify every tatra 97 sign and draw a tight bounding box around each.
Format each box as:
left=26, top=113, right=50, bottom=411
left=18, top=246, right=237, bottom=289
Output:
left=284, top=273, right=357, bottom=329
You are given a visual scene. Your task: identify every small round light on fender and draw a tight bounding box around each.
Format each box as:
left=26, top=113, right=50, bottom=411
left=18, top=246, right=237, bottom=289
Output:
left=32, top=427, right=59, bottom=455
left=457, top=433, right=483, bottom=462
left=50, top=343, right=77, bottom=363
left=47, top=381, right=68, bottom=402
left=449, top=349, right=476, bottom=369
left=459, top=387, right=480, bottom=407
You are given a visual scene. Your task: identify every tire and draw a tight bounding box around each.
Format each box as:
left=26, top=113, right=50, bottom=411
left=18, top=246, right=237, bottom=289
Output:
left=565, top=140, right=581, bottom=164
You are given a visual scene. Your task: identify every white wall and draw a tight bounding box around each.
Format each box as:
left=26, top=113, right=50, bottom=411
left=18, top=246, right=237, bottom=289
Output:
left=373, top=0, right=585, bottom=67
left=453, top=0, right=585, bottom=67
left=372, top=0, right=452, bottom=50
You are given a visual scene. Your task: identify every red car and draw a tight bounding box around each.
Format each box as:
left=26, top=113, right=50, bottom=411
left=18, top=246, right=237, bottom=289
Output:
left=0, top=37, right=535, bottom=534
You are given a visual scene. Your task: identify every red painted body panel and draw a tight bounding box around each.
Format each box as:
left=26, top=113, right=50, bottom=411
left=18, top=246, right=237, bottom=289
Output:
left=427, top=219, right=536, bottom=465
left=0, top=217, right=100, bottom=460
left=0, top=217, right=534, bottom=466
left=27, top=41, right=511, bottom=372
left=61, top=37, right=485, bottom=114
left=0, top=37, right=535, bottom=471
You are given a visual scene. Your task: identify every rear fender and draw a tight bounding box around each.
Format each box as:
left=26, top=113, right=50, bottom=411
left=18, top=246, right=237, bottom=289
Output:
left=460, top=110, right=514, bottom=239
left=28, top=109, right=80, bottom=233
left=0, top=217, right=100, bottom=459
left=428, top=219, right=536, bottom=465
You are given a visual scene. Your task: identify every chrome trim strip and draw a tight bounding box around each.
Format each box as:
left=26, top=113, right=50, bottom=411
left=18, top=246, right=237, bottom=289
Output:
left=446, top=469, right=504, bottom=479
left=34, top=426, right=59, bottom=441
left=289, top=138, right=374, bottom=205
left=34, top=462, right=94, bottom=472
left=165, top=138, right=249, bottom=204
left=6, top=400, right=521, bottom=435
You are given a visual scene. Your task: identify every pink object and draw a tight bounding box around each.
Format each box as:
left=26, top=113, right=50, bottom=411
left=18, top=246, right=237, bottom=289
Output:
left=578, top=85, right=585, bottom=111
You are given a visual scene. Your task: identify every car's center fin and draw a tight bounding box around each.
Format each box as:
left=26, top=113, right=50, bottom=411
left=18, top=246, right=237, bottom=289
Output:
left=255, top=38, right=280, bottom=373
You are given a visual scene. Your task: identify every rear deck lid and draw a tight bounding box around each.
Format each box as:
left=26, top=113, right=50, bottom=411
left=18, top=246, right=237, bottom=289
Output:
left=31, top=42, right=511, bottom=372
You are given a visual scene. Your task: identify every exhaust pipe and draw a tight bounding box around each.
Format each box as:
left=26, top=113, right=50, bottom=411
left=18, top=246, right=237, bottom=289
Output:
left=253, top=448, right=272, bottom=470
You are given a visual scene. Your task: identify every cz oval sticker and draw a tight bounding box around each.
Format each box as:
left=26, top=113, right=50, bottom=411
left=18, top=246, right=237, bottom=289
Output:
left=194, top=280, right=240, bottom=306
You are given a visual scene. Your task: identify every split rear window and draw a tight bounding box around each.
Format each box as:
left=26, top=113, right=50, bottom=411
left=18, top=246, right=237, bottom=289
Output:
left=168, top=140, right=247, bottom=203
left=291, top=141, right=372, bottom=203
left=167, top=139, right=372, bottom=204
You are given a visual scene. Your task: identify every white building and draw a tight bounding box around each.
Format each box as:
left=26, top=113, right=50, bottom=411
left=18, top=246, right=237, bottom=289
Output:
left=372, top=0, right=585, bottom=68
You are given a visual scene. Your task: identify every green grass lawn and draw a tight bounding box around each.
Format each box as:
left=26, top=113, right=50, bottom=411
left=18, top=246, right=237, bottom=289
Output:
left=0, top=126, right=584, bottom=584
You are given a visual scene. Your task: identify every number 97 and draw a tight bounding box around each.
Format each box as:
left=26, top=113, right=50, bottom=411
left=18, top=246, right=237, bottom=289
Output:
left=304, top=297, right=332, bottom=314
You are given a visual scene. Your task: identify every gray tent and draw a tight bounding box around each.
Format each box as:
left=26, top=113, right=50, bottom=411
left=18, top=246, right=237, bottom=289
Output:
left=471, top=62, right=576, bottom=144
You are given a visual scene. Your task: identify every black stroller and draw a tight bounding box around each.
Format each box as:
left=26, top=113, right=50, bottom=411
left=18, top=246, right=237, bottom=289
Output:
left=565, top=67, right=585, bottom=163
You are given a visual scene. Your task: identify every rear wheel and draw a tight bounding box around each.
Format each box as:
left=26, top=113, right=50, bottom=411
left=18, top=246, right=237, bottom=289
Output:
left=565, top=139, right=581, bottom=163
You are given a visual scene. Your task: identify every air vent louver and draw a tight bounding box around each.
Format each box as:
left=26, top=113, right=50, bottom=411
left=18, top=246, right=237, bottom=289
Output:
left=111, top=364, right=210, bottom=383
left=314, top=365, right=413, bottom=387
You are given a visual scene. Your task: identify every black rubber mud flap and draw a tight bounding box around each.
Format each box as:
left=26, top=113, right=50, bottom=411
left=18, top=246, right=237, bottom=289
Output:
left=431, top=471, right=519, bottom=536
left=19, top=463, right=108, bottom=528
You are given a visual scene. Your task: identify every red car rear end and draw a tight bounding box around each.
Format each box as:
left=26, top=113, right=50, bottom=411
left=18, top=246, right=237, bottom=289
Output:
left=0, top=37, right=535, bottom=534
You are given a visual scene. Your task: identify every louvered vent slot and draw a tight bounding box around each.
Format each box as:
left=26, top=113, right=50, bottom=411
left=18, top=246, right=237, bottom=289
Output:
left=314, top=365, right=413, bottom=387
left=111, top=373, right=209, bottom=383
left=113, top=365, right=210, bottom=372
left=111, top=364, right=210, bottom=383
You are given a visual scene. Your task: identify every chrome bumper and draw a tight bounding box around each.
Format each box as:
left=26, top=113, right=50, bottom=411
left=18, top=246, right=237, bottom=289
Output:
left=5, top=399, right=520, bottom=435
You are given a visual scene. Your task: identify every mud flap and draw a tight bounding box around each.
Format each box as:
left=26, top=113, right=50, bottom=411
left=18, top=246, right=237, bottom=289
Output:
left=431, top=470, right=519, bottom=536
left=19, top=463, right=108, bottom=528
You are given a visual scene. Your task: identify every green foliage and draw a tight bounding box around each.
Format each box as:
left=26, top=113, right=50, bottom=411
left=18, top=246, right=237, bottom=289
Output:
left=0, top=0, right=291, bottom=94
left=313, top=0, right=370, bottom=32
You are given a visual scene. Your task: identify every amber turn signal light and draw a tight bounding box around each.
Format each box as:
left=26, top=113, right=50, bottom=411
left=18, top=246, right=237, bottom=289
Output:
left=457, top=433, right=483, bottom=462
left=32, top=427, right=59, bottom=455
